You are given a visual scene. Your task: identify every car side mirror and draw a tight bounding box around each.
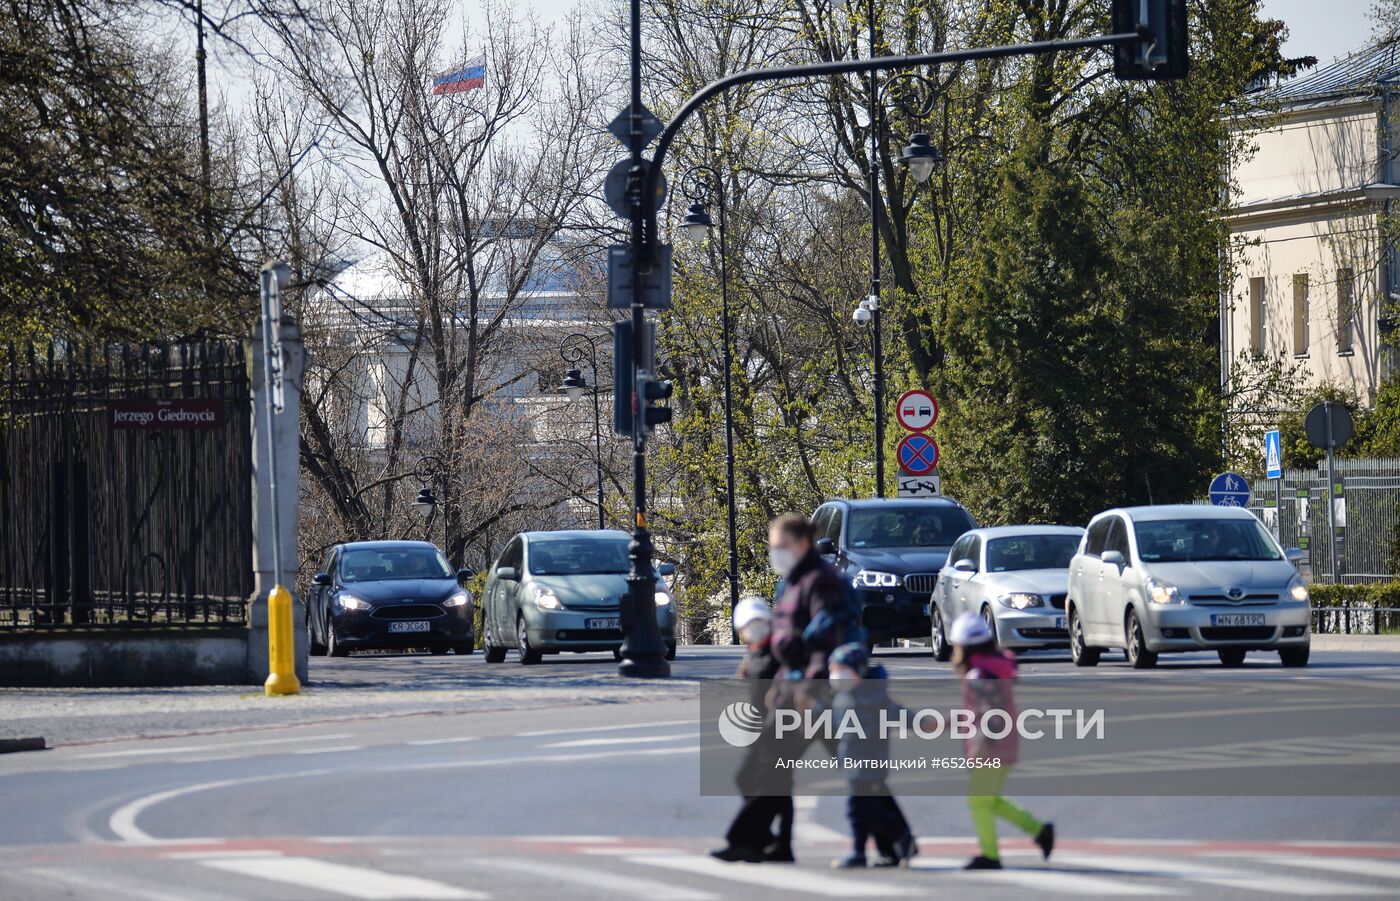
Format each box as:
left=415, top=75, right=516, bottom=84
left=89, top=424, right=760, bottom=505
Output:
left=312, top=572, right=331, bottom=586
left=657, top=562, right=676, bottom=577
left=1102, top=550, right=1126, bottom=568
left=815, top=537, right=836, bottom=556
left=1285, top=547, right=1305, bottom=564
left=495, top=566, right=519, bottom=582
left=953, top=558, right=976, bottom=573
left=456, top=567, right=476, bottom=582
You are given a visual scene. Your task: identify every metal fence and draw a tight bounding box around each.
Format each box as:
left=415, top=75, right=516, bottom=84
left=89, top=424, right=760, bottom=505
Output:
left=1248, top=457, right=1400, bottom=584
left=0, top=341, right=254, bottom=629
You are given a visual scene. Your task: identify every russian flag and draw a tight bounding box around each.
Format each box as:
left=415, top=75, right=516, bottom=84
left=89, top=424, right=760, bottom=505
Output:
left=432, top=54, right=485, bottom=95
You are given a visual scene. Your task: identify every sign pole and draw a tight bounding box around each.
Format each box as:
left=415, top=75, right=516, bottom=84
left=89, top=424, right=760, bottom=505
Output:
left=1325, top=401, right=1339, bottom=584
left=261, top=261, right=299, bottom=696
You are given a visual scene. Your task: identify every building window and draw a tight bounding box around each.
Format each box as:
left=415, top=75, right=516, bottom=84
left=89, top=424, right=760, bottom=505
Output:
left=1292, top=273, right=1309, bottom=356
left=1337, top=267, right=1355, bottom=354
left=1249, top=277, right=1267, bottom=355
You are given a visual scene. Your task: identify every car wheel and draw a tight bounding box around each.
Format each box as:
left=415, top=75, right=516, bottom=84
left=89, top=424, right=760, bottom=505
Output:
left=665, top=641, right=677, bottom=661
left=454, top=642, right=474, bottom=655
left=307, top=611, right=327, bottom=657
left=1279, top=643, right=1310, bottom=668
left=980, top=606, right=998, bottom=649
left=1217, top=647, right=1247, bottom=667
left=517, top=615, right=542, bottom=665
left=429, top=646, right=449, bottom=656
left=612, top=648, right=623, bottom=662
left=326, top=620, right=348, bottom=658
left=1069, top=607, right=1099, bottom=667
left=1125, top=610, right=1157, bottom=669
left=930, top=606, right=952, bottom=662
left=483, top=628, right=507, bottom=664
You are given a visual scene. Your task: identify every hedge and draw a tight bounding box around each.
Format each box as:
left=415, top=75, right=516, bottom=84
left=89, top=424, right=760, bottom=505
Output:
left=1308, top=582, right=1400, bottom=609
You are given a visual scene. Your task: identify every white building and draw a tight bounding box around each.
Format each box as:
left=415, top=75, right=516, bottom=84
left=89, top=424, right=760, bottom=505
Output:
left=1225, top=42, right=1399, bottom=404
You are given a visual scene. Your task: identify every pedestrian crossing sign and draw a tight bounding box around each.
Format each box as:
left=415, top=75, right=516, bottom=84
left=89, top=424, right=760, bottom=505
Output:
left=1265, top=430, right=1282, bottom=479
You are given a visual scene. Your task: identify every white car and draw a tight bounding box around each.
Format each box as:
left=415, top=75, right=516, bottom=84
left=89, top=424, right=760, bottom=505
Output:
left=930, top=525, right=1084, bottom=660
left=1065, top=505, right=1311, bottom=669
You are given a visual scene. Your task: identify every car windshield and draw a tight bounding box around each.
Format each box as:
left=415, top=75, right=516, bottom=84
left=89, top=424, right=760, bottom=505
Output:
left=529, top=539, right=631, bottom=575
left=847, top=507, right=975, bottom=549
left=1134, top=519, right=1282, bottom=563
left=339, top=547, right=453, bottom=582
left=986, top=535, right=1080, bottom=572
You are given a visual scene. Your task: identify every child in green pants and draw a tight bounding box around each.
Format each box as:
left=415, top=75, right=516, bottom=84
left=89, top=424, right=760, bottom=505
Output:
left=950, top=612, right=1055, bottom=870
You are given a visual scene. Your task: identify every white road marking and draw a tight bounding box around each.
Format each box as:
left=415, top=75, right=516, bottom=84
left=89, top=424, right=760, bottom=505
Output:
left=1059, top=852, right=1388, bottom=896
left=198, top=855, right=484, bottom=900
left=626, top=853, right=917, bottom=897
left=492, top=856, right=715, bottom=901
left=406, top=737, right=479, bottom=745
left=515, top=719, right=691, bottom=737
left=794, top=794, right=849, bottom=843
left=18, top=866, right=231, bottom=901
left=539, top=732, right=695, bottom=749
left=944, top=864, right=1176, bottom=895
left=1247, top=854, right=1400, bottom=881
left=108, top=769, right=331, bottom=842
left=291, top=745, right=366, bottom=754
left=517, top=835, right=621, bottom=843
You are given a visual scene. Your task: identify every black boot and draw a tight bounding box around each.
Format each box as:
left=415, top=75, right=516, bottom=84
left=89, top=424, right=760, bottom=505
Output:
left=709, top=845, right=763, bottom=863
left=1034, top=823, right=1055, bottom=860
left=963, top=855, right=1003, bottom=870
left=761, top=843, right=794, bottom=863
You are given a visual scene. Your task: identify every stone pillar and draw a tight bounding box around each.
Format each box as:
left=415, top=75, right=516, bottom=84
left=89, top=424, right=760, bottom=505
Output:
left=247, top=318, right=308, bottom=684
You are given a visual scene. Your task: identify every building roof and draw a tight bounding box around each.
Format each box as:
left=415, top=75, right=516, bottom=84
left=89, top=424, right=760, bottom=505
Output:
left=1271, top=40, right=1400, bottom=106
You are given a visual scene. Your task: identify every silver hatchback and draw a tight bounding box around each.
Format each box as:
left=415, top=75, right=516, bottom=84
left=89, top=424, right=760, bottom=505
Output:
left=1066, top=505, right=1311, bottom=668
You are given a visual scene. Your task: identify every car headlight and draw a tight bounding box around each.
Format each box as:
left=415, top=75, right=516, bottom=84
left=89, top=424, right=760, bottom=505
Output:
left=1287, top=575, right=1310, bottom=603
left=531, top=584, right=563, bottom=610
left=997, top=592, right=1043, bottom=610
left=443, top=591, right=471, bottom=608
left=1146, top=578, right=1186, bottom=605
left=338, top=595, right=371, bottom=611
left=853, top=570, right=900, bottom=589
left=655, top=590, right=672, bottom=606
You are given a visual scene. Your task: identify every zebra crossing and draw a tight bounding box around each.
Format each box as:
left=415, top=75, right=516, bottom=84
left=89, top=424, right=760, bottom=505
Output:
left=3, top=835, right=1399, bottom=900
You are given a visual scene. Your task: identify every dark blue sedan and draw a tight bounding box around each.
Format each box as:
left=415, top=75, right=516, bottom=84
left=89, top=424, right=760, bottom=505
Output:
left=307, top=541, right=475, bottom=657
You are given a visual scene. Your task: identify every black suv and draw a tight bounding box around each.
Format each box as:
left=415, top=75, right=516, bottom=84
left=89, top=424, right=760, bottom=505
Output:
left=811, top=497, right=978, bottom=641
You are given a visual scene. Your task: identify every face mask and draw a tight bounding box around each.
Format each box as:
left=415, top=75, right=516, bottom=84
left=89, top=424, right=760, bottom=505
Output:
left=769, top=546, right=797, bottom=577
left=740, top=621, right=770, bottom=644
left=830, top=669, right=860, bottom=692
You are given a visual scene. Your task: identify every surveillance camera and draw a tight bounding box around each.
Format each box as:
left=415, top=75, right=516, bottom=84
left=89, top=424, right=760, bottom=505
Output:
left=852, top=306, right=872, bottom=324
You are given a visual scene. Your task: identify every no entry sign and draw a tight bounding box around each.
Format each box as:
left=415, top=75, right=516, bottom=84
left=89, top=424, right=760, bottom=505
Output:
left=897, top=433, right=940, bottom=476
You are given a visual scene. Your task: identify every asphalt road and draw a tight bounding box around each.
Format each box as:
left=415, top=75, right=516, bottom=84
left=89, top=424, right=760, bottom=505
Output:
left=3, top=646, right=1400, bottom=899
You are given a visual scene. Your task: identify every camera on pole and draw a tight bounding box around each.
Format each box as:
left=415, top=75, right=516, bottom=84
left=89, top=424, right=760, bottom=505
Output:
left=1112, top=0, right=1189, bottom=81
left=637, top=372, right=673, bottom=437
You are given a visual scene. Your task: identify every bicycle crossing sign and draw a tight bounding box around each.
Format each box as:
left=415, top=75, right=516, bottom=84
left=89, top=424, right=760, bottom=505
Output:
left=897, top=433, right=940, bottom=476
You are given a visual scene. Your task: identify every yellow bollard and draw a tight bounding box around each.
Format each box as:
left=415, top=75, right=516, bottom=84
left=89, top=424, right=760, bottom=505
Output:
left=264, top=584, right=301, bottom=696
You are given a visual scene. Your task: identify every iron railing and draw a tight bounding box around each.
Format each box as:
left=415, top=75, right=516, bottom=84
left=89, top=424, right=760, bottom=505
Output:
left=1312, top=605, right=1400, bottom=635
left=0, top=341, right=253, bottom=629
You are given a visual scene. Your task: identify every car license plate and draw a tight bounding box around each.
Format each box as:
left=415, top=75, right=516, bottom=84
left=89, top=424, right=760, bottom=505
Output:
left=587, top=617, right=620, bottom=630
left=1054, top=616, right=1064, bottom=630
left=388, top=621, right=430, bottom=633
left=1211, top=614, right=1265, bottom=627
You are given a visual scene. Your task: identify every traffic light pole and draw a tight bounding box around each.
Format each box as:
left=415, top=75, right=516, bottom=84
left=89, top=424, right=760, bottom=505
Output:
left=620, top=0, right=670, bottom=678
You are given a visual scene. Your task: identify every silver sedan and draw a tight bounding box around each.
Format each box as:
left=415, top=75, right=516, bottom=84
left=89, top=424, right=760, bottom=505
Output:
left=930, top=525, right=1084, bottom=660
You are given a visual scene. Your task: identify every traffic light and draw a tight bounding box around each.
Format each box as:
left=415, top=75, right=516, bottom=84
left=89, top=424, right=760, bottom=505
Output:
left=613, top=319, right=657, bottom=436
left=1112, top=0, right=1188, bottom=81
left=637, top=371, right=673, bottom=436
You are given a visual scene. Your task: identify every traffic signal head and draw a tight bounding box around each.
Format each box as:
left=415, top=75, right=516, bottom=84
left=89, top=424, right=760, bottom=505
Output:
left=638, top=372, right=673, bottom=436
left=1112, top=0, right=1188, bottom=81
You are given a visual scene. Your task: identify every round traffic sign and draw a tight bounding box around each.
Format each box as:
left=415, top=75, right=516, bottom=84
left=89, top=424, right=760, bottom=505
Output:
left=1208, top=472, right=1251, bottom=507
left=1304, top=401, right=1354, bottom=450
left=603, top=158, right=668, bottom=220
left=897, top=433, right=940, bottom=476
left=895, top=389, right=939, bottom=433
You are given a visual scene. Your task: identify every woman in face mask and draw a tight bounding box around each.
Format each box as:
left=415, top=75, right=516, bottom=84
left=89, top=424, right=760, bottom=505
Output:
left=765, top=513, right=853, bottom=683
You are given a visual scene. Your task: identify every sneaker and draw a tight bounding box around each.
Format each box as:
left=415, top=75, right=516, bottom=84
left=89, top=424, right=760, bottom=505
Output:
left=761, top=843, right=795, bottom=863
left=831, top=853, right=868, bottom=869
left=709, top=845, right=763, bottom=863
left=963, top=855, right=1003, bottom=870
left=891, top=832, right=918, bottom=868
left=1034, top=823, right=1055, bottom=860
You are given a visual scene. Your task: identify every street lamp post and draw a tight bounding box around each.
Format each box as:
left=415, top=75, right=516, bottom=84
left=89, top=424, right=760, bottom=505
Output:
left=413, top=453, right=451, bottom=562
left=558, top=333, right=607, bottom=531
left=680, top=166, right=740, bottom=641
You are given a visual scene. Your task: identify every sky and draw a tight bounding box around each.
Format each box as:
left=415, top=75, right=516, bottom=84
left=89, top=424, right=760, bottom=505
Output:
left=1262, top=0, right=1381, bottom=64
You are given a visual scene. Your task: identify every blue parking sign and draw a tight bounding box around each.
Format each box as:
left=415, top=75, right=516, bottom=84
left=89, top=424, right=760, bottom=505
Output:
left=1264, top=430, right=1282, bottom=479
left=1209, top=472, right=1251, bottom=507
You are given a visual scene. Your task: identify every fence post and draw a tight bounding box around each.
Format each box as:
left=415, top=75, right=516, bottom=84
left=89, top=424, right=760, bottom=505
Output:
left=247, top=317, right=306, bottom=685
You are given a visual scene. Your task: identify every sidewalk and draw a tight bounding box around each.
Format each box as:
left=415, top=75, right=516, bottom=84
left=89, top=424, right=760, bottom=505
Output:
left=1311, top=633, right=1400, bottom=651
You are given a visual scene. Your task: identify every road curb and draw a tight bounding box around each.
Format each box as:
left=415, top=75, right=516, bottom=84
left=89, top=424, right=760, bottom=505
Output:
left=1311, top=635, right=1400, bottom=651
left=0, top=736, right=46, bottom=754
